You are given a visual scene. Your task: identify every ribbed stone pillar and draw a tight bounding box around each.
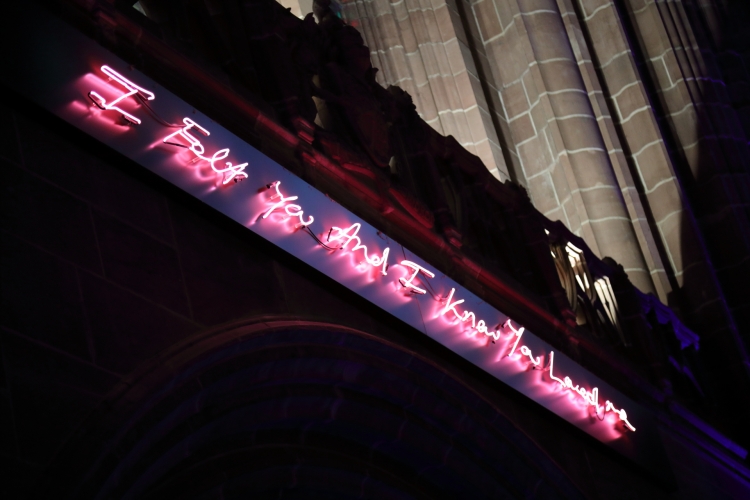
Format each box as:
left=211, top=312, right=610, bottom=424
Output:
left=339, top=0, right=512, bottom=180
left=558, top=0, right=685, bottom=304
left=619, top=0, right=750, bottom=337
left=482, top=0, right=656, bottom=294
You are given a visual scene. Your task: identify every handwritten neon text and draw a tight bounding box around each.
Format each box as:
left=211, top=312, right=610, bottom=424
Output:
left=504, top=320, right=636, bottom=432
left=88, top=65, right=155, bottom=125
left=548, top=351, right=635, bottom=431
left=328, top=223, right=390, bottom=275
left=505, top=320, right=541, bottom=366
left=441, top=288, right=503, bottom=341
left=399, top=260, right=435, bottom=294
left=163, top=118, right=248, bottom=184
left=262, top=181, right=314, bottom=227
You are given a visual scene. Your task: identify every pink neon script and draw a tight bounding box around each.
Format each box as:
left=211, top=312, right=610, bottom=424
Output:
left=262, top=181, right=314, bottom=227
left=505, top=320, right=541, bottom=366
left=440, top=288, right=503, bottom=341
left=88, top=65, right=154, bottom=125
left=548, top=351, right=636, bottom=431
left=163, top=118, right=248, bottom=184
left=327, top=223, right=390, bottom=275
left=163, top=118, right=211, bottom=155
left=257, top=179, right=634, bottom=434
left=504, top=321, right=636, bottom=432
left=399, top=260, right=435, bottom=294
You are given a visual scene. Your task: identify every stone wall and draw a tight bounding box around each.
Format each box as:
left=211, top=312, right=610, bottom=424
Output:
left=341, top=0, right=750, bottom=389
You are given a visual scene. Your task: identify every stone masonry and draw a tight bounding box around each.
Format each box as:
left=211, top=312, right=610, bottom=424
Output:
left=327, top=0, right=750, bottom=353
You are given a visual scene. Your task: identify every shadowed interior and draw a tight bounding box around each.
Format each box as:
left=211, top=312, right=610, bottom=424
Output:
left=38, top=321, right=584, bottom=499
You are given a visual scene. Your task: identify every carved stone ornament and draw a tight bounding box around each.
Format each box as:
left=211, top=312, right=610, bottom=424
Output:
left=313, top=0, right=392, bottom=169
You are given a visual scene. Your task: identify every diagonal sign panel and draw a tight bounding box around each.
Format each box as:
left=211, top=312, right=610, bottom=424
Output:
left=0, top=3, right=669, bottom=474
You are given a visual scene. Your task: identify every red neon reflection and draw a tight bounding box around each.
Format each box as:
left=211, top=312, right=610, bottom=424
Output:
left=88, top=65, right=154, bottom=125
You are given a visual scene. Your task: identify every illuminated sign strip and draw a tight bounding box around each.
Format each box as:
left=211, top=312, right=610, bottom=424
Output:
left=0, top=7, right=662, bottom=468
left=264, top=181, right=636, bottom=432
left=69, top=59, right=639, bottom=436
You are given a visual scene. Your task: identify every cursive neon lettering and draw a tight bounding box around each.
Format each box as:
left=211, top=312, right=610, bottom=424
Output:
left=81, top=63, right=637, bottom=437
left=520, top=345, right=541, bottom=366
left=89, top=65, right=155, bottom=124
left=506, top=319, right=525, bottom=357
left=399, top=260, right=435, bottom=294
left=505, top=320, right=540, bottom=366
left=476, top=319, right=488, bottom=335
left=262, top=181, right=314, bottom=227
left=163, top=118, right=248, bottom=184
left=440, top=289, right=503, bottom=341
left=163, top=117, right=210, bottom=154
left=205, top=148, right=249, bottom=184
left=477, top=320, right=500, bottom=340
left=604, top=402, right=634, bottom=431
left=441, top=288, right=465, bottom=319
left=257, top=179, right=633, bottom=433
left=328, top=223, right=389, bottom=275
left=548, top=351, right=635, bottom=431
left=462, top=311, right=477, bottom=328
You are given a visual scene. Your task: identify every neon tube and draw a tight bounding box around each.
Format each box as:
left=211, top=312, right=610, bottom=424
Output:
left=261, top=181, right=314, bottom=227
left=162, top=118, right=211, bottom=156
left=440, top=288, right=503, bottom=341
left=205, top=148, right=248, bottom=184
left=163, top=119, right=248, bottom=184
left=88, top=65, right=155, bottom=125
left=399, top=260, right=435, bottom=294
left=80, top=62, right=640, bottom=437
left=548, top=351, right=635, bottom=431
left=257, top=182, right=633, bottom=433
left=327, top=223, right=390, bottom=275
left=504, top=321, right=541, bottom=366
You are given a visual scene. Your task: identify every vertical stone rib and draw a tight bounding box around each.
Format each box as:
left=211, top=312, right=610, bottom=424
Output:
left=510, top=0, right=656, bottom=293
left=617, top=0, right=750, bottom=340
left=341, top=0, right=511, bottom=176
left=565, top=0, right=674, bottom=302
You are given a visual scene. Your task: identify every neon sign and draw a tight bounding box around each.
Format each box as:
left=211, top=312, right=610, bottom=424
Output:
left=261, top=181, right=314, bottom=227
left=399, top=261, right=435, bottom=295
left=87, top=65, right=249, bottom=185
left=87, top=65, right=155, bottom=125
left=80, top=62, right=640, bottom=438
left=261, top=182, right=636, bottom=433
left=3, top=11, right=658, bottom=459
left=162, top=117, right=248, bottom=185
left=506, top=321, right=636, bottom=431
left=89, top=62, right=649, bottom=434
left=326, top=223, right=390, bottom=276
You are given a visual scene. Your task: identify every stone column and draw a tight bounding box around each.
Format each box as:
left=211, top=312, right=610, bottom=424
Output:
left=339, top=0, right=512, bottom=180
left=472, top=0, right=657, bottom=294
left=557, top=0, right=674, bottom=302
left=620, top=0, right=750, bottom=338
